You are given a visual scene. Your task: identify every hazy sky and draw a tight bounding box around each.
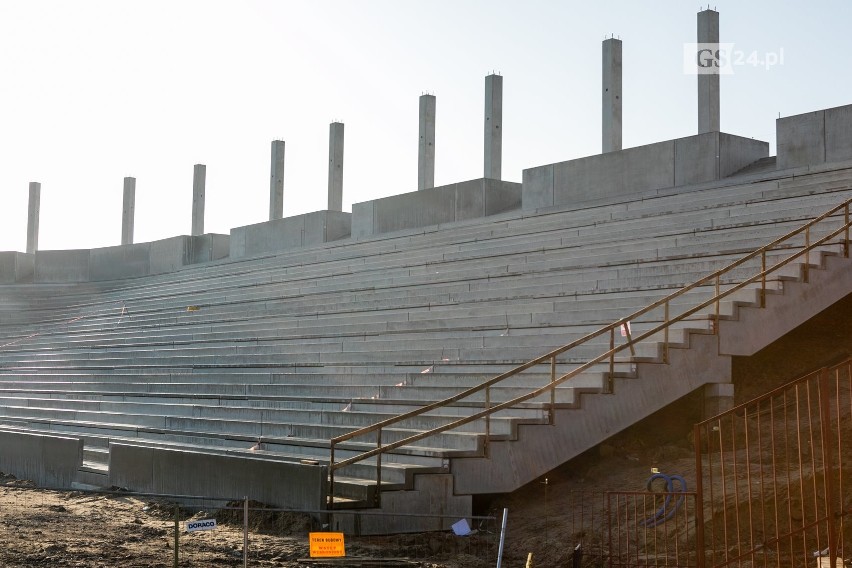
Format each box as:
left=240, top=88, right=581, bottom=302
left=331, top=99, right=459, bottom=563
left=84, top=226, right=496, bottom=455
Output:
left=1, top=1, right=850, bottom=252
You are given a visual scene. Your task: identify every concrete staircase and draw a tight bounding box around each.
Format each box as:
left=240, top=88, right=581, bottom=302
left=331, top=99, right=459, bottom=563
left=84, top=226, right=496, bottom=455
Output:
left=1, top=159, right=852, bottom=532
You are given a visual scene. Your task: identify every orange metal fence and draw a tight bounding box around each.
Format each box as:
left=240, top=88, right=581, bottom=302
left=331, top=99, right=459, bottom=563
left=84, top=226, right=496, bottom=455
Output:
left=694, top=360, right=852, bottom=568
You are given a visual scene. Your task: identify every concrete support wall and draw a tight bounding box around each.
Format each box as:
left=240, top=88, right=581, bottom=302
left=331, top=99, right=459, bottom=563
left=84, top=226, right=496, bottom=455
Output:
left=26, top=182, right=40, bottom=254
left=192, top=164, right=206, bottom=236
left=0, top=430, right=82, bottom=488
left=418, top=94, right=436, bottom=190
left=230, top=210, right=351, bottom=259
left=122, top=177, right=136, bottom=245
left=522, top=132, right=768, bottom=209
left=697, top=9, right=721, bottom=133
left=484, top=74, right=503, bottom=179
left=269, top=140, right=285, bottom=220
left=29, top=234, right=229, bottom=283
left=777, top=103, right=852, bottom=170
left=328, top=122, right=344, bottom=211
left=352, top=178, right=521, bottom=238
left=0, top=252, right=34, bottom=284
left=602, top=38, right=623, bottom=153
left=109, top=444, right=328, bottom=511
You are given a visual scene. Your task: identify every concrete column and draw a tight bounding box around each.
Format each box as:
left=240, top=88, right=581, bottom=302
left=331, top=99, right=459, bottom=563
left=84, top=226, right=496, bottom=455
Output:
left=602, top=38, right=622, bottom=153
left=191, top=164, right=206, bottom=236
left=418, top=94, right=436, bottom=190
left=704, top=383, right=734, bottom=419
left=269, top=140, right=285, bottom=220
left=484, top=74, right=503, bottom=179
left=327, top=122, right=344, bottom=211
left=26, top=182, right=40, bottom=254
left=697, top=8, right=720, bottom=133
left=121, top=177, right=136, bottom=245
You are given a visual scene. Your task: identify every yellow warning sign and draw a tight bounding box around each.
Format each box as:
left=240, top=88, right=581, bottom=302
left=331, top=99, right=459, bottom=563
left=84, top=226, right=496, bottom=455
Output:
left=309, top=532, right=345, bottom=557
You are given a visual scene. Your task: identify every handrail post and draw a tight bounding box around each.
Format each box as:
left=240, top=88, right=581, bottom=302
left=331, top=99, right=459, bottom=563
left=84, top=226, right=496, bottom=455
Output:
left=608, top=328, right=615, bottom=394
left=375, top=428, right=382, bottom=507
left=663, top=301, right=669, bottom=364
left=549, top=356, right=556, bottom=425
left=845, top=203, right=850, bottom=258
left=714, top=276, right=720, bottom=334
left=760, top=251, right=766, bottom=308
left=328, top=443, right=335, bottom=511
left=484, top=386, right=491, bottom=457
left=804, top=226, right=810, bottom=283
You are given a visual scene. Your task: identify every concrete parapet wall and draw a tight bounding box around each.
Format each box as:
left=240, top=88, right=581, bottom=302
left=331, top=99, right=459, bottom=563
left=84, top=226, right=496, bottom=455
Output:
left=0, top=429, right=83, bottom=487
left=352, top=178, right=521, bottom=238
left=0, top=252, right=34, bottom=284
left=22, top=234, right=230, bottom=284
left=108, top=443, right=327, bottom=510
left=522, top=132, right=768, bottom=209
left=229, top=210, right=352, bottom=259
left=777, top=103, right=852, bottom=170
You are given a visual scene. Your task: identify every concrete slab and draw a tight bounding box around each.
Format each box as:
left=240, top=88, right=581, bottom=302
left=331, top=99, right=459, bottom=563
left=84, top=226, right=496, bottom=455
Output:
left=523, top=132, right=768, bottom=209
left=229, top=210, right=352, bottom=258
left=0, top=429, right=82, bottom=487
left=0, top=252, right=34, bottom=284
left=351, top=178, right=521, bottom=238
left=825, top=105, right=852, bottom=164
left=109, top=443, right=327, bottom=510
left=777, top=110, right=825, bottom=170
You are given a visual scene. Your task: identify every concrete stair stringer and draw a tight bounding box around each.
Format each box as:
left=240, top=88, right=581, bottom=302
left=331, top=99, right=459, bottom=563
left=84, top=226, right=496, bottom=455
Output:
left=719, top=253, right=852, bottom=356
left=445, top=251, right=852, bottom=495
left=448, top=332, right=731, bottom=494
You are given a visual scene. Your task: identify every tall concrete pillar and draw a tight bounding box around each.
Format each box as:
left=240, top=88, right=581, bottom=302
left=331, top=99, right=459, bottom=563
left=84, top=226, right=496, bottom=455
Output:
left=191, top=164, right=206, bottom=236
left=698, top=8, right=720, bottom=133
left=121, top=177, right=136, bottom=245
left=269, top=140, right=285, bottom=220
left=484, top=74, right=503, bottom=179
left=26, top=182, right=40, bottom=254
left=327, top=122, right=344, bottom=211
left=602, top=38, right=622, bottom=153
left=418, top=94, right=436, bottom=190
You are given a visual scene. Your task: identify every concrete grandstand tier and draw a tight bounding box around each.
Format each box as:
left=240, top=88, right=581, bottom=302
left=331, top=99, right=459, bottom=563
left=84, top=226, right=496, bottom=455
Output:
left=1, top=103, right=852, bottom=533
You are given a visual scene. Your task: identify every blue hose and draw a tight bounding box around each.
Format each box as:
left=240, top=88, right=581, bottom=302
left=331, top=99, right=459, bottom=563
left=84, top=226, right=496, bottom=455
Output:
left=641, top=472, right=687, bottom=528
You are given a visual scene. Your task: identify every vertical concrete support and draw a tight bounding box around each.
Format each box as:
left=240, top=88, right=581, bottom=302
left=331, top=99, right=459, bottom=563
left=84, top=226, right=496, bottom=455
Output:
left=704, top=383, right=734, bottom=419
left=327, top=122, right=344, bottom=211
left=418, top=94, right=436, bottom=190
left=191, top=164, right=206, bottom=236
left=602, top=38, right=623, bottom=153
left=269, top=140, right=285, bottom=221
left=121, top=177, right=136, bottom=245
left=26, top=182, right=40, bottom=254
left=697, top=8, right=720, bottom=134
left=484, top=74, right=503, bottom=179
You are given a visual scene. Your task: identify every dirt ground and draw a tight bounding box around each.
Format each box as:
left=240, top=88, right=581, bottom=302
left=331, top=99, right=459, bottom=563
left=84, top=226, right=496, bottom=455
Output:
left=1, top=297, right=849, bottom=567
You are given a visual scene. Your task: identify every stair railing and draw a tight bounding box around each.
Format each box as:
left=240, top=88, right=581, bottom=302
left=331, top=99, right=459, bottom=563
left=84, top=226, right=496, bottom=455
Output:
left=327, top=195, right=852, bottom=509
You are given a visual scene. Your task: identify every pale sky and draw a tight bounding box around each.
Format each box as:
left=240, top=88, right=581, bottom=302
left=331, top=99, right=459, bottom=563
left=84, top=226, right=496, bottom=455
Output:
left=1, top=1, right=850, bottom=252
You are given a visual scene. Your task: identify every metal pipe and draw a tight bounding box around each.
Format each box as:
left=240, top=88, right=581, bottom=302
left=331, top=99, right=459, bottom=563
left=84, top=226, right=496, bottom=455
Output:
left=495, top=507, right=509, bottom=568
left=243, top=496, right=249, bottom=568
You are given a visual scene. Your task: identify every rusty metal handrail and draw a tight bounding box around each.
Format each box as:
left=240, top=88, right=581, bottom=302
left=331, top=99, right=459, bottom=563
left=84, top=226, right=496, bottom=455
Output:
left=327, top=195, right=852, bottom=509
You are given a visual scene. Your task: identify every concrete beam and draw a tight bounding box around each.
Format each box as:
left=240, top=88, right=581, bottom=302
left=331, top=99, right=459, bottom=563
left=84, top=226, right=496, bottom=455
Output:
left=418, top=94, right=436, bottom=190
left=269, top=140, right=285, bottom=220
left=26, top=181, right=40, bottom=254
left=191, top=164, right=206, bottom=236
left=121, top=177, right=136, bottom=245
left=697, top=9, right=720, bottom=133
left=328, top=122, right=344, bottom=211
left=602, top=38, right=622, bottom=153
left=484, top=74, right=503, bottom=179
